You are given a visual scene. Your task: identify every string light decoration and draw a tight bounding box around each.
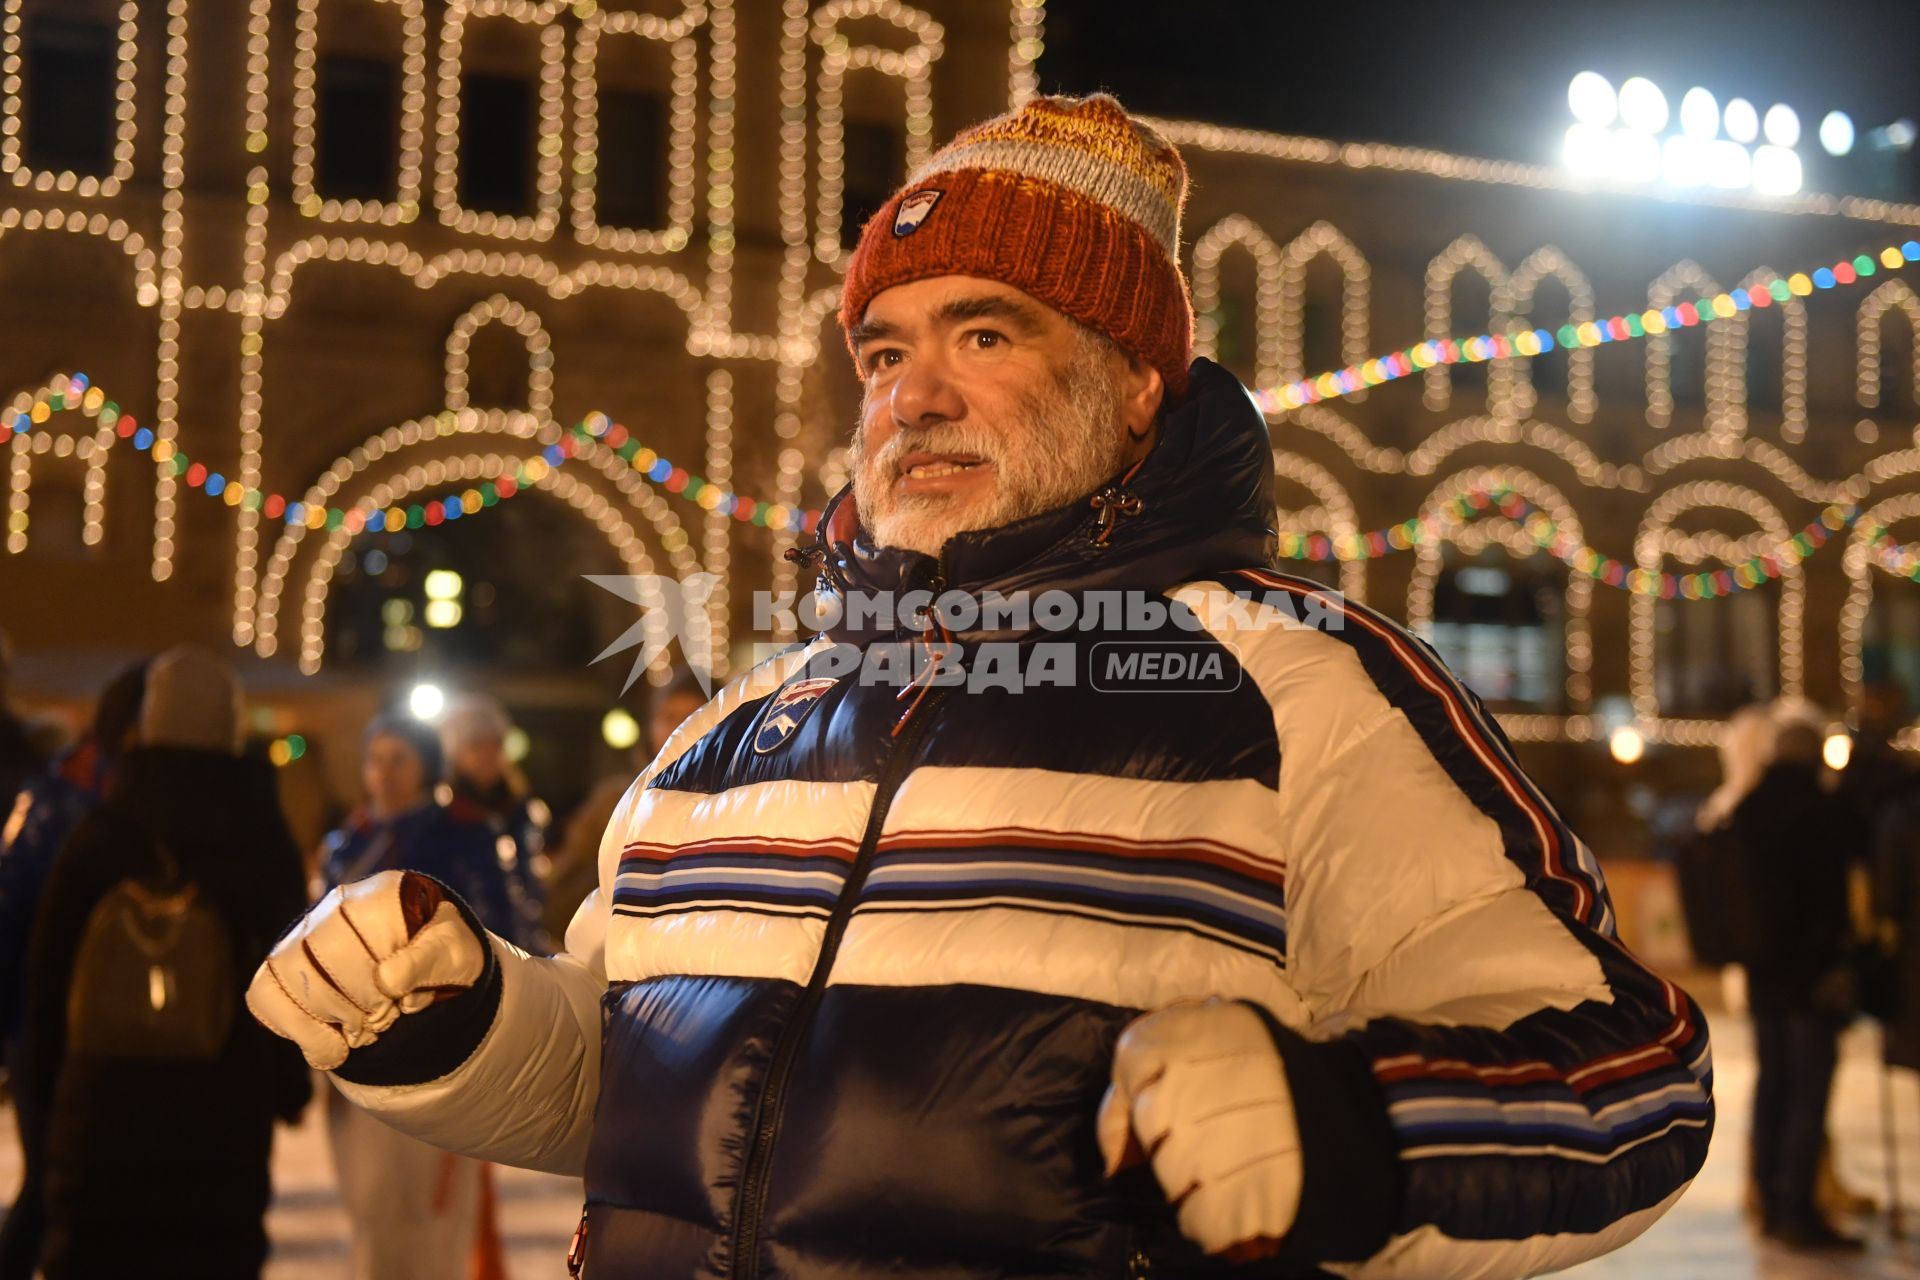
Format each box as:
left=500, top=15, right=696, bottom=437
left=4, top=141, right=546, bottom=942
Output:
left=704, top=369, right=733, bottom=680
left=442, top=294, right=555, bottom=415
left=569, top=2, right=704, bottom=254
left=1271, top=449, right=1363, bottom=601
left=1251, top=239, right=1920, bottom=414
left=1423, top=234, right=1509, bottom=413
left=1734, top=265, right=1809, bottom=442
left=1, top=0, right=138, bottom=197
left=292, top=0, right=427, bottom=225
left=233, top=0, right=276, bottom=640
left=1499, top=246, right=1596, bottom=422
left=1405, top=466, right=1594, bottom=709
left=1630, top=482, right=1810, bottom=719
left=152, top=0, right=189, bottom=585
left=1275, top=221, right=1369, bottom=399
left=1146, top=114, right=1920, bottom=224
left=432, top=0, right=569, bottom=241
left=810, top=0, right=944, bottom=265
left=1192, top=215, right=1285, bottom=390
left=295, top=451, right=661, bottom=675
left=1841, top=486, right=1920, bottom=706
left=1644, top=260, right=1738, bottom=433
left=1007, top=0, right=1042, bottom=108
left=1857, top=277, right=1920, bottom=413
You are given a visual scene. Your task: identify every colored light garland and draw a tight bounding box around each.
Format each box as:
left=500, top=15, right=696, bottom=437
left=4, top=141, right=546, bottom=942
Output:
left=1278, top=484, right=1860, bottom=600
left=1256, top=239, right=1920, bottom=411
left=7, top=235, right=1918, bottom=595
left=0, top=373, right=819, bottom=538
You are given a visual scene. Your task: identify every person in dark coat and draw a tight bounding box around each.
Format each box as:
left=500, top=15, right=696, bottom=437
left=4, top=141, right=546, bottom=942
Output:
left=20, top=646, right=310, bottom=1280
left=1736, top=717, right=1869, bottom=1251
left=0, top=658, right=147, bottom=1280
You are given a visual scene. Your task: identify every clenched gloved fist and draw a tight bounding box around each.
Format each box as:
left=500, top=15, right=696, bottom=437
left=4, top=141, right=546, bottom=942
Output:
left=1097, top=998, right=1302, bottom=1262
left=246, top=870, right=486, bottom=1071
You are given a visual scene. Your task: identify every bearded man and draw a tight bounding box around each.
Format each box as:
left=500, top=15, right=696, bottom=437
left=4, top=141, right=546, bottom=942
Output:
left=249, top=95, right=1711, bottom=1278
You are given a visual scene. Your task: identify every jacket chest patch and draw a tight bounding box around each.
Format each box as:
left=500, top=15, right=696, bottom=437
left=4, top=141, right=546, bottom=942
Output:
left=753, top=677, right=842, bottom=754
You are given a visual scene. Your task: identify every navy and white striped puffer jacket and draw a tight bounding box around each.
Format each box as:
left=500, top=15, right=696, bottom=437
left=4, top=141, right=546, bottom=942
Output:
left=330, top=358, right=1712, bottom=1279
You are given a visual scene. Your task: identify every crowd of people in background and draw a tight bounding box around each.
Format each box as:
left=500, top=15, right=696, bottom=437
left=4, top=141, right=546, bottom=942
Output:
left=0, top=628, right=700, bottom=1279
left=1685, top=680, right=1920, bottom=1253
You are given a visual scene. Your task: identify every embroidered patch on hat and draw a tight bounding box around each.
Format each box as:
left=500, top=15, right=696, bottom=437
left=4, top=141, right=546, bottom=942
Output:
left=892, top=188, right=943, bottom=237
left=752, top=676, right=842, bottom=754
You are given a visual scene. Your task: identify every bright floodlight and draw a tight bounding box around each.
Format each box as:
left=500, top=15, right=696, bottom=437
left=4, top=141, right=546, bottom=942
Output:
left=1724, top=97, right=1759, bottom=143
left=1679, top=87, right=1719, bottom=140
left=409, top=682, right=446, bottom=720
left=1820, top=110, right=1856, bottom=156
left=1618, top=77, right=1668, bottom=133
left=424, top=569, right=463, bottom=601
left=1823, top=732, right=1853, bottom=772
left=1562, top=122, right=1612, bottom=176
left=1610, top=129, right=1661, bottom=183
left=1762, top=104, right=1800, bottom=148
left=1707, top=139, right=1752, bottom=189
left=1568, top=71, right=1617, bottom=126
left=1609, top=725, right=1646, bottom=765
left=1752, top=145, right=1803, bottom=195
left=1889, top=118, right=1918, bottom=149
left=1662, top=135, right=1707, bottom=186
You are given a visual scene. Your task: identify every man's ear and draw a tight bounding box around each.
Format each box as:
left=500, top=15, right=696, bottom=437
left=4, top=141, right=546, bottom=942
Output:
left=1119, top=352, right=1165, bottom=443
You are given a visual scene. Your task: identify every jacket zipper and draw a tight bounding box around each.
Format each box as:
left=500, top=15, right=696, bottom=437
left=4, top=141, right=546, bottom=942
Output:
left=728, top=681, right=951, bottom=1278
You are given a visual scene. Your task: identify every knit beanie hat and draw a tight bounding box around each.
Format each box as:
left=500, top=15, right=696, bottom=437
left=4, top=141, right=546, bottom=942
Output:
left=840, top=93, right=1194, bottom=397
left=138, top=644, right=243, bottom=755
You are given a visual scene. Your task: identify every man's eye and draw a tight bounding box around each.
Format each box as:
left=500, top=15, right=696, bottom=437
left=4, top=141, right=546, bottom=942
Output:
left=865, top=349, right=903, bottom=375
left=970, top=331, right=1004, bottom=350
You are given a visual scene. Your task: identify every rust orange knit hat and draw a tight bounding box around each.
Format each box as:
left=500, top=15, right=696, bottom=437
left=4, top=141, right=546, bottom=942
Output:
left=840, top=93, right=1194, bottom=397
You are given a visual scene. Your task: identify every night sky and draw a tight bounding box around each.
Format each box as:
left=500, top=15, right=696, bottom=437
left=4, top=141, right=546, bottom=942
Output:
left=1039, top=0, right=1920, bottom=197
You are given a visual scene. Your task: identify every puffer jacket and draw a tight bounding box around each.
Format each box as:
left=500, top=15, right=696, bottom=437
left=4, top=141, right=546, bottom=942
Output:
left=330, top=359, right=1712, bottom=1279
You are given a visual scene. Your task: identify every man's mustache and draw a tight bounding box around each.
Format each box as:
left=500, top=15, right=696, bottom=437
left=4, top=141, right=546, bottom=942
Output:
left=860, top=428, right=1004, bottom=476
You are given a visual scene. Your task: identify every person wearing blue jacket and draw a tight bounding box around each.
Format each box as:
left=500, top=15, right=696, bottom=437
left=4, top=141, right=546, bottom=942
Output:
left=317, top=714, right=515, bottom=1280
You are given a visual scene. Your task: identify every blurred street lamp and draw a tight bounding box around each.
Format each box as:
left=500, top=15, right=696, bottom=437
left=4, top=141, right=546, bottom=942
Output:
left=409, top=682, right=445, bottom=720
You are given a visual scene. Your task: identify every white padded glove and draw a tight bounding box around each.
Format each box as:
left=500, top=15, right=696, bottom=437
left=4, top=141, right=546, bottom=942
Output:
left=1097, top=998, right=1303, bottom=1262
left=246, top=870, right=486, bottom=1071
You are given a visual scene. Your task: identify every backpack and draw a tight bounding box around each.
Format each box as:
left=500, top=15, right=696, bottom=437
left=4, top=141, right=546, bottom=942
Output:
left=1675, top=823, right=1753, bottom=967
left=66, top=841, right=234, bottom=1061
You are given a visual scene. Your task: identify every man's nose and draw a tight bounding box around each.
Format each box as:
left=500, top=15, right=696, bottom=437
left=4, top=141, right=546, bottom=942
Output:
left=888, top=353, right=967, bottom=427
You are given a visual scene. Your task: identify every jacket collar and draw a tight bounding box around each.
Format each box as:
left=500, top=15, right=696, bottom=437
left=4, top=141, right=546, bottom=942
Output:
left=803, top=358, right=1276, bottom=645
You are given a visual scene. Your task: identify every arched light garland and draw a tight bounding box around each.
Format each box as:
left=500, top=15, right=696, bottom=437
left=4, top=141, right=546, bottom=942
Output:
left=1257, top=240, right=1920, bottom=412
left=0, top=374, right=819, bottom=539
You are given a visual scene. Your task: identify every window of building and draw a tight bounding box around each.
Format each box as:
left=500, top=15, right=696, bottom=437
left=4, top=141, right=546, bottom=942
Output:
left=1654, top=588, right=1775, bottom=717
left=1669, top=329, right=1707, bottom=407
left=1424, top=552, right=1564, bottom=710
left=1746, top=312, right=1784, bottom=412
left=840, top=119, right=903, bottom=248
left=1882, top=317, right=1917, bottom=416
left=458, top=73, right=534, bottom=215
left=1863, top=592, right=1920, bottom=706
left=595, top=88, right=667, bottom=228
left=1449, top=274, right=1493, bottom=394
left=318, top=55, right=399, bottom=202
left=23, top=16, right=115, bottom=175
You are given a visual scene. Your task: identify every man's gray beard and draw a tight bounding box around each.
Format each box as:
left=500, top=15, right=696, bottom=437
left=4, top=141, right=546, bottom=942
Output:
left=850, top=337, right=1132, bottom=558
